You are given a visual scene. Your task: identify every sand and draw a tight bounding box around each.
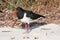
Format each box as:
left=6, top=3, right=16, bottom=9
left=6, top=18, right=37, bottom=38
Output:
left=0, top=23, right=60, bottom=40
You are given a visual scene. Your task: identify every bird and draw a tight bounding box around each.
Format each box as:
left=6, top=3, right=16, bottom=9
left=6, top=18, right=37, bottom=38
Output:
left=12, top=7, right=45, bottom=32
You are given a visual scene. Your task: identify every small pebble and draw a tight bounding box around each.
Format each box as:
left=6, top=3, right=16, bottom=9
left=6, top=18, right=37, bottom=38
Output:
left=34, top=37, right=38, bottom=39
left=27, top=37, right=29, bottom=39
left=23, top=37, right=25, bottom=39
left=11, top=37, right=15, bottom=40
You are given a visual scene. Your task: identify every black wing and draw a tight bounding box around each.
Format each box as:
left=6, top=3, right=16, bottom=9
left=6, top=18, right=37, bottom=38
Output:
left=26, top=11, right=45, bottom=20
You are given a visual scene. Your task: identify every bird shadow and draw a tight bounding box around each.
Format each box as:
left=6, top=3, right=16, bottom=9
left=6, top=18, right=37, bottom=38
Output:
left=21, top=22, right=47, bottom=30
left=30, top=22, right=47, bottom=30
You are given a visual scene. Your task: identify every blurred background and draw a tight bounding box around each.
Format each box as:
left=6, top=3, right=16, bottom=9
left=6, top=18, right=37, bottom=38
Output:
left=0, top=0, right=60, bottom=28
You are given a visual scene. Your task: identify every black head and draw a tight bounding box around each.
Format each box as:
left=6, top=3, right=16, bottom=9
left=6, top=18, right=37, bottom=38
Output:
left=13, top=7, right=25, bottom=15
left=16, top=7, right=24, bottom=11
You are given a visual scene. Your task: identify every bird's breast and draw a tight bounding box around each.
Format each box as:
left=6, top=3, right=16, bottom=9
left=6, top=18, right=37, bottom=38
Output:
left=20, top=16, right=32, bottom=23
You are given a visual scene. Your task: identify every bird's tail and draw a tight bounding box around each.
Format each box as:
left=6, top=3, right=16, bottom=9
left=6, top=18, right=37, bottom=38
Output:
left=39, top=15, right=45, bottom=18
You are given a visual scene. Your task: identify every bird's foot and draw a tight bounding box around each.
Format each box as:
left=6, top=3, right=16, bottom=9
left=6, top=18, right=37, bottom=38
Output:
left=23, top=29, right=30, bottom=34
left=26, top=29, right=30, bottom=33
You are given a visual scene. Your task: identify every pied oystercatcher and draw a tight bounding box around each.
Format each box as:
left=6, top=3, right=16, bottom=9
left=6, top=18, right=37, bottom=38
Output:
left=13, top=7, right=45, bottom=32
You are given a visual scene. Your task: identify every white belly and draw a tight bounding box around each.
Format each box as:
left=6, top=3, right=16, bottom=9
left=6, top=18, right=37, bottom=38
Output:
left=20, top=13, right=33, bottom=24
left=20, top=16, right=32, bottom=23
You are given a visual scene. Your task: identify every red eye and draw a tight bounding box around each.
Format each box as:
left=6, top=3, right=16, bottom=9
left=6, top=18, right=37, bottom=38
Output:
left=13, top=10, right=19, bottom=15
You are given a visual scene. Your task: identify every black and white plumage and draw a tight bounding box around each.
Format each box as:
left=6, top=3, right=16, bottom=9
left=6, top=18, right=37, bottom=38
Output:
left=13, top=7, right=45, bottom=32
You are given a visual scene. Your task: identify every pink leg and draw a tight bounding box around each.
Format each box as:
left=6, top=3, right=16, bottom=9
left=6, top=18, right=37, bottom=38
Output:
left=25, top=23, right=30, bottom=32
left=25, top=23, right=28, bottom=29
left=27, top=24, right=30, bottom=32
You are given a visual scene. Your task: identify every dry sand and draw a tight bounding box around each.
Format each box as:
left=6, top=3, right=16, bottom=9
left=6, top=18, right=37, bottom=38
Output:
left=0, top=23, right=60, bottom=40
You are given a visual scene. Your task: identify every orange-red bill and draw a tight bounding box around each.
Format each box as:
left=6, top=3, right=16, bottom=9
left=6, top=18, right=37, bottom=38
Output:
left=12, top=10, right=19, bottom=15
